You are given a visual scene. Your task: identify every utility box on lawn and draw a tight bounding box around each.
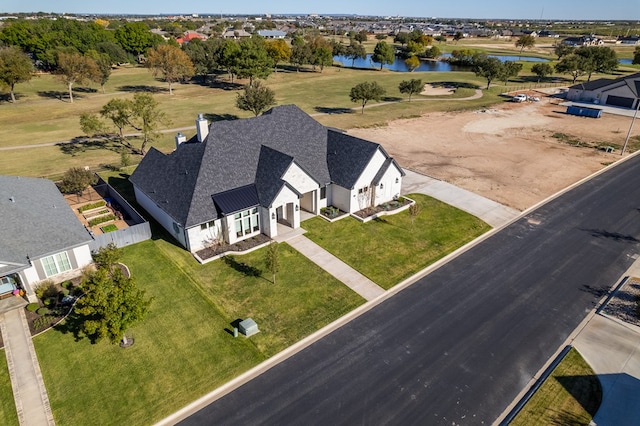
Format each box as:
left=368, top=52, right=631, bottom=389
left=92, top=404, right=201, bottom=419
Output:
left=239, top=318, right=259, bottom=337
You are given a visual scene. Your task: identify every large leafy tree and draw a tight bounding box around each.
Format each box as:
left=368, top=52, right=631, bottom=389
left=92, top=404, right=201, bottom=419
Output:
left=233, top=37, right=272, bottom=86
left=354, top=30, right=368, bottom=44
left=146, top=44, right=194, bottom=94
left=290, top=35, right=311, bottom=72
left=473, top=56, right=504, bottom=89
left=95, top=93, right=166, bottom=154
left=114, top=22, right=154, bottom=55
left=345, top=43, right=366, bottom=67
left=404, top=55, right=420, bottom=72
left=265, top=39, right=290, bottom=72
left=350, top=81, right=386, bottom=114
left=130, top=92, right=167, bottom=154
left=236, top=80, right=276, bottom=116
left=554, top=43, right=575, bottom=59
left=75, top=244, right=152, bottom=346
left=515, top=35, right=536, bottom=54
left=424, top=45, right=441, bottom=59
left=58, top=167, right=97, bottom=195
left=575, top=46, right=618, bottom=81
left=394, top=32, right=411, bottom=47
left=500, top=61, right=523, bottom=85
left=86, top=50, right=112, bottom=93
left=372, top=41, right=395, bottom=70
left=56, top=52, right=100, bottom=103
left=634, top=46, right=640, bottom=65
left=531, top=63, right=554, bottom=82
left=398, top=78, right=423, bottom=101
left=0, top=46, right=34, bottom=102
left=555, top=54, right=587, bottom=84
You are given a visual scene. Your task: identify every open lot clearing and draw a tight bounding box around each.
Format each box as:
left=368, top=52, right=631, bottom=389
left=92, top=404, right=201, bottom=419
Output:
left=350, top=91, right=639, bottom=210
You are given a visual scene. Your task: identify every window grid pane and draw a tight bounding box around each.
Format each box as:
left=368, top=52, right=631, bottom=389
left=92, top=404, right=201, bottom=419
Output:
left=55, top=252, right=72, bottom=272
left=42, top=256, right=58, bottom=277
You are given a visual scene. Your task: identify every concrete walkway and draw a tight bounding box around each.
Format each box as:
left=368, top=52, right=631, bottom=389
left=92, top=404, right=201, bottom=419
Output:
left=286, top=235, right=385, bottom=301
left=401, top=169, right=520, bottom=228
left=0, top=308, right=55, bottom=426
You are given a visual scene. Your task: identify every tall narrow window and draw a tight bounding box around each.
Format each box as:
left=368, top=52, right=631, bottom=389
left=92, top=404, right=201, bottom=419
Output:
left=234, top=208, right=260, bottom=238
left=320, top=186, right=326, bottom=200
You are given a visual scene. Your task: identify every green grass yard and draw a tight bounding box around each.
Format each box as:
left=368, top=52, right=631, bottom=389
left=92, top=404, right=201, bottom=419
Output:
left=511, top=347, right=602, bottom=426
left=34, top=238, right=363, bottom=425
left=302, top=194, right=491, bottom=289
left=0, top=352, right=18, bottom=425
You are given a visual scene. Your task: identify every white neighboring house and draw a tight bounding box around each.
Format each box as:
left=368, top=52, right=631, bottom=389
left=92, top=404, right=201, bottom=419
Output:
left=130, top=105, right=404, bottom=253
left=0, top=176, right=93, bottom=302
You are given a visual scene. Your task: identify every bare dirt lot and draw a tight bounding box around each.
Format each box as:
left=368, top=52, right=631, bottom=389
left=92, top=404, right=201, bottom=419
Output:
left=349, top=91, right=637, bottom=211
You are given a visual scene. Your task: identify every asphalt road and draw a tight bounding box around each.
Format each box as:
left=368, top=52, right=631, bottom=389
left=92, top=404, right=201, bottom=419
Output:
left=179, top=155, right=640, bottom=425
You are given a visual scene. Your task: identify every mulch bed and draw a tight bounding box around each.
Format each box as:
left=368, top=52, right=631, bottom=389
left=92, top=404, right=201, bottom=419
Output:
left=353, top=198, right=412, bottom=219
left=601, top=276, right=640, bottom=327
left=196, top=234, right=272, bottom=261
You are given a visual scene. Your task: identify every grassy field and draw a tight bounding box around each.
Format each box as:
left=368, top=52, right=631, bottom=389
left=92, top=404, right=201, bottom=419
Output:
left=302, top=194, right=491, bottom=289
left=0, top=352, right=18, bottom=425
left=34, top=238, right=363, bottom=425
left=0, top=66, right=555, bottom=178
left=511, top=347, right=602, bottom=425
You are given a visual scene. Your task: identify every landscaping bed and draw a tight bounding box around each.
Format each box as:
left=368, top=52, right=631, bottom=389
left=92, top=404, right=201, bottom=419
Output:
left=195, top=234, right=272, bottom=262
left=352, top=197, right=413, bottom=220
left=601, top=276, right=640, bottom=327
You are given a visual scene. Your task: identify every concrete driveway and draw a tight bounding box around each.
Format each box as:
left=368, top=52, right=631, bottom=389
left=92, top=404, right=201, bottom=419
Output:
left=401, top=168, right=520, bottom=228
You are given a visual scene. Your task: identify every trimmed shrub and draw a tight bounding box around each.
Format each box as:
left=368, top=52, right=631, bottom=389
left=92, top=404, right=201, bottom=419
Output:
left=35, top=280, right=57, bottom=301
left=34, top=316, right=49, bottom=331
left=26, top=303, right=39, bottom=312
left=36, top=307, right=49, bottom=315
left=62, top=289, right=70, bottom=296
left=78, top=200, right=107, bottom=213
left=61, top=281, right=73, bottom=289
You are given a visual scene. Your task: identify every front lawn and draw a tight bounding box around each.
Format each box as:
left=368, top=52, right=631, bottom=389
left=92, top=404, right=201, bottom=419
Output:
left=0, top=352, right=18, bottom=425
left=34, top=238, right=363, bottom=425
left=511, top=347, right=602, bottom=425
left=302, top=193, right=491, bottom=289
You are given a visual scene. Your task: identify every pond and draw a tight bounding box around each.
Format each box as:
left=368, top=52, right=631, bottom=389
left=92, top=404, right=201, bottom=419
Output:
left=333, top=53, right=549, bottom=72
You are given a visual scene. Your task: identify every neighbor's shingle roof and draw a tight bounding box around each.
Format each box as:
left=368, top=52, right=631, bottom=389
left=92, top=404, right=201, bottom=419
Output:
left=0, top=175, right=92, bottom=275
left=570, top=72, right=640, bottom=95
left=131, top=105, right=397, bottom=227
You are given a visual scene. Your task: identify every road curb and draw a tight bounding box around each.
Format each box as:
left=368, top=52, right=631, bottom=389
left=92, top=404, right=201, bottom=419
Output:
left=498, top=345, right=573, bottom=426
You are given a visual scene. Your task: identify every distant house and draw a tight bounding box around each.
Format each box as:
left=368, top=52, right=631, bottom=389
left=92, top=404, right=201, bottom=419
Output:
left=618, top=35, right=640, bottom=45
left=257, top=30, right=287, bottom=39
left=176, top=30, right=208, bottom=45
left=130, top=105, right=404, bottom=253
left=222, top=29, right=252, bottom=39
left=0, top=176, right=93, bottom=302
left=562, top=35, right=603, bottom=47
left=537, top=30, right=560, bottom=38
left=566, top=72, right=640, bottom=109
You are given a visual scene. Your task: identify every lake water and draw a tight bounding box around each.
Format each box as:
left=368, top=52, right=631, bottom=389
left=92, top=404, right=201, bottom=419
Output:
left=333, top=53, right=549, bottom=72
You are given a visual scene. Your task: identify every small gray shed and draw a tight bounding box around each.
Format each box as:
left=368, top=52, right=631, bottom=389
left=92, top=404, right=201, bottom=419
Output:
left=239, top=318, right=259, bottom=337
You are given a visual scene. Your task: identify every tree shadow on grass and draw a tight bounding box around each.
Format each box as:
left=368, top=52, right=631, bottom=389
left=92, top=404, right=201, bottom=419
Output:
left=555, top=374, right=603, bottom=418
left=430, top=81, right=480, bottom=90
left=52, top=310, right=91, bottom=343
left=117, top=85, right=168, bottom=93
left=314, top=106, right=354, bottom=114
left=58, top=137, right=124, bottom=156
left=37, top=90, right=69, bottom=101
left=382, top=96, right=402, bottom=102
left=74, top=87, right=98, bottom=93
left=203, top=113, right=239, bottom=122
left=223, top=255, right=262, bottom=278
left=208, top=80, right=244, bottom=91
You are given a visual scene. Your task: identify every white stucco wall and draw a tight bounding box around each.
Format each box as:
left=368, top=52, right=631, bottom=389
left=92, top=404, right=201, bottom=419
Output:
left=374, top=166, right=403, bottom=205
left=134, top=186, right=187, bottom=249
left=282, top=162, right=319, bottom=194
left=349, top=149, right=388, bottom=212
left=72, top=245, right=93, bottom=269
left=331, top=185, right=352, bottom=213
left=186, top=219, right=223, bottom=252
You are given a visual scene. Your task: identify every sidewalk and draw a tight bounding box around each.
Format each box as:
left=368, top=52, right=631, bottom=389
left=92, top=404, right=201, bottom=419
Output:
left=571, top=256, right=640, bottom=426
left=0, top=308, right=55, bottom=426
left=285, top=235, right=385, bottom=301
left=401, top=169, right=520, bottom=228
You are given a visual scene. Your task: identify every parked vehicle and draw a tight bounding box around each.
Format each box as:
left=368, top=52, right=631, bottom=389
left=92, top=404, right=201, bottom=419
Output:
left=512, top=94, right=528, bottom=102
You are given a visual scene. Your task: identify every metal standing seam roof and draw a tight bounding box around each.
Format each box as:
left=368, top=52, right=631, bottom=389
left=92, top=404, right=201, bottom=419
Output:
left=0, top=175, right=92, bottom=274
left=130, top=105, right=400, bottom=228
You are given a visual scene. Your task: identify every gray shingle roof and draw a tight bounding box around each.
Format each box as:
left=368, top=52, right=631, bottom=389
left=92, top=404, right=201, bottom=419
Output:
left=131, top=105, right=397, bottom=227
left=0, top=175, right=92, bottom=275
left=570, top=72, right=640, bottom=95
